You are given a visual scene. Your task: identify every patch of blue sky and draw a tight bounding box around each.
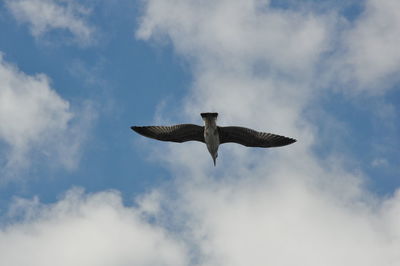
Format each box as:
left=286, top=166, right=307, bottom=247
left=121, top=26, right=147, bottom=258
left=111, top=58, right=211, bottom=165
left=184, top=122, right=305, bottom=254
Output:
left=269, top=0, right=364, bottom=20
left=309, top=86, right=400, bottom=195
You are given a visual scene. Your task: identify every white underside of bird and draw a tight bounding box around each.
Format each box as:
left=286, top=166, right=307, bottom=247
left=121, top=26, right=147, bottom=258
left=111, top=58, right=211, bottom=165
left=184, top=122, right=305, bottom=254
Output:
left=131, top=112, right=296, bottom=166
left=203, top=115, right=220, bottom=166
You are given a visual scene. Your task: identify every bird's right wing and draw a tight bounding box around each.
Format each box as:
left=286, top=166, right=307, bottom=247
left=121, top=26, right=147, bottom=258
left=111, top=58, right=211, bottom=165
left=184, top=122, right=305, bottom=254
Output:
left=131, top=124, right=205, bottom=143
left=218, top=126, right=296, bottom=148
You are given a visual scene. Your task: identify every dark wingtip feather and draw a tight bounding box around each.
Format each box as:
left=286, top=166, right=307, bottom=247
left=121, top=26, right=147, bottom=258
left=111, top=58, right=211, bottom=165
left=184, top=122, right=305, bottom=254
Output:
left=282, top=137, right=296, bottom=146
left=131, top=126, right=144, bottom=134
left=268, top=134, right=296, bottom=147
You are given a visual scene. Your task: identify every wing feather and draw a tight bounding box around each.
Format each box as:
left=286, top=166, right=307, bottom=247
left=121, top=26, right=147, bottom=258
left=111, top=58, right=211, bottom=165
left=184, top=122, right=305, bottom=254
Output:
left=218, top=126, right=296, bottom=147
left=131, top=124, right=205, bottom=143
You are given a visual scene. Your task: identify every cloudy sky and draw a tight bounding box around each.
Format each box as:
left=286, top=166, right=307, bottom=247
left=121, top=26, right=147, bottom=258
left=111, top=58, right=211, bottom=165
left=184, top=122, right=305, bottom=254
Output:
left=0, top=0, right=400, bottom=265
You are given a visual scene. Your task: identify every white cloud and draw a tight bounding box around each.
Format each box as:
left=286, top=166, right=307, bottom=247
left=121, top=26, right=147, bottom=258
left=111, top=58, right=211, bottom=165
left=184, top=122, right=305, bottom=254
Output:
left=2, top=166, right=400, bottom=266
left=337, top=0, right=400, bottom=93
left=0, top=54, right=93, bottom=179
left=134, top=0, right=400, bottom=265
left=372, top=158, right=389, bottom=168
left=0, top=188, right=187, bottom=266
left=136, top=0, right=330, bottom=157
left=137, top=0, right=330, bottom=78
left=161, top=172, right=400, bottom=266
left=6, top=0, right=94, bottom=45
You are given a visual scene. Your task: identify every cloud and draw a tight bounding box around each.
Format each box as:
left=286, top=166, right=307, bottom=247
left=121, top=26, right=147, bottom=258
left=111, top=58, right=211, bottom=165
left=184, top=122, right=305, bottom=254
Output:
left=160, top=172, right=400, bottom=266
left=371, top=158, right=389, bottom=168
left=3, top=161, right=400, bottom=266
left=5, top=0, right=95, bottom=45
left=136, top=0, right=331, bottom=159
left=137, top=0, right=330, bottom=78
left=0, top=53, right=93, bottom=180
left=338, top=0, right=400, bottom=93
left=134, top=0, right=400, bottom=265
left=0, top=188, right=187, bottom=266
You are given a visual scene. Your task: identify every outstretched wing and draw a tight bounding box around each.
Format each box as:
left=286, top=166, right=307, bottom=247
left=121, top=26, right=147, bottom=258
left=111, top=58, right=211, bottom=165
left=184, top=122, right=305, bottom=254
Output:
left=218, top=126, right=296, bottom=147
left=131, top=124, right=205, bottom=143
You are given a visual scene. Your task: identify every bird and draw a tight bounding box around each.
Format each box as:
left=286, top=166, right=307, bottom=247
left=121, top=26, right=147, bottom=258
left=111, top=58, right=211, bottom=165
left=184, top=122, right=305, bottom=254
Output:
left=131, top=112, right=296, bottom=166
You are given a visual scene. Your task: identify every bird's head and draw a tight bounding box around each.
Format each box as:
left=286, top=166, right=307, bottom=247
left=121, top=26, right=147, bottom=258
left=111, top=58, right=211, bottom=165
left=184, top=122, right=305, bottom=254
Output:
left=201, top=113, right=218, bottom=129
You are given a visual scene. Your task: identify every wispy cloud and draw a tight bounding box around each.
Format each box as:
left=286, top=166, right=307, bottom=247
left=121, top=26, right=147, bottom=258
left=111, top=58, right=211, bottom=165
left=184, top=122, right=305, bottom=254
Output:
left=0, top=54, right=94, bottom=180
left=5, top=0, right=95, bottom=45
left=371, top=158, right=389, bottom=168
left=338, top=0, right=400, bottom=93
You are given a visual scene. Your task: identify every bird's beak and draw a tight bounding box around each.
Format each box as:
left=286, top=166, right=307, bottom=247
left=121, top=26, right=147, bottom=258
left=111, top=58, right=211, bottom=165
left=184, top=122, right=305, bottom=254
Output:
left=213, top=157, right=216, bottom=166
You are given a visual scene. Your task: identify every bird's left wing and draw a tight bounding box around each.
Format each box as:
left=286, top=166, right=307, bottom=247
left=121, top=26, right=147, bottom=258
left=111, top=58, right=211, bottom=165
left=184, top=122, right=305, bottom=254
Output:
left=218, top=126, right=296, bottom=147
left=131, top=124, right=205, bottom=143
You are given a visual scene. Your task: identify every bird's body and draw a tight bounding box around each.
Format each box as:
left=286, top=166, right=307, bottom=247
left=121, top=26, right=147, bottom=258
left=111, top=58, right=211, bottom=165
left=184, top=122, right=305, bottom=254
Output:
left=202, top=113, right=220, bottom=165
left=131, top=112, right=296, bottom=166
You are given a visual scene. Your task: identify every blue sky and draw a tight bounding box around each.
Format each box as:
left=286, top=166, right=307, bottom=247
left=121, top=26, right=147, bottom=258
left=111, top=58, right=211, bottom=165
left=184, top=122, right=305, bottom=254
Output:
left=0, top=0, right=399, bottom=265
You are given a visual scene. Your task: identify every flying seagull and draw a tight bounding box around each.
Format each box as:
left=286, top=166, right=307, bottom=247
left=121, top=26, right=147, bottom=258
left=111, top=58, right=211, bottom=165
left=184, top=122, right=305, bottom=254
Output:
left=131, top=112, right=296, bottom=166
